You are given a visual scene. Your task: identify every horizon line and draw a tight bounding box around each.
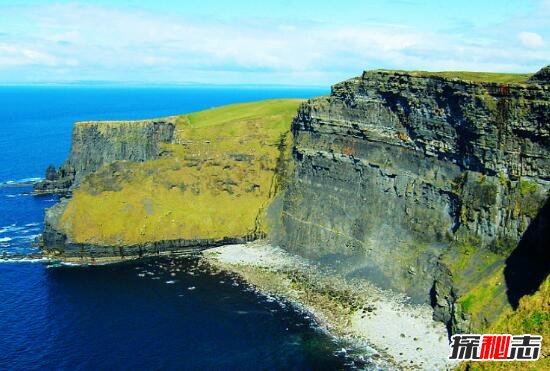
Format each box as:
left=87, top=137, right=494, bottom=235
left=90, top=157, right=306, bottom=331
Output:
left=0, top=81, right=330, bottom=89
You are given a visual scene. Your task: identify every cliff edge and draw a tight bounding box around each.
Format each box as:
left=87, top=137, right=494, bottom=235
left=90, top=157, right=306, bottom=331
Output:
left=38, top=68, right=549, bottom=354
left=40, top=99, right=300, bottom=261
left=34, top=118, right=176, bottom=193
left=273, top=67, right=549, bottom=336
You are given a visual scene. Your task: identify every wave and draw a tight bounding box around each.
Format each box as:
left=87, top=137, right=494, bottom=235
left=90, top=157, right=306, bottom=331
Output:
left=20, top=227, right=41, bottom=233
left=0, top=223, right=41, bottom=235
left=0, top=177, right=43, bottom=186
left=4, top=193, right=32, bottom=198
left=0, top=258, right=48, bottom=264
left=0, top=224, right=17, bottom=233
left=46, top=261, right=83, bottom=267
left=0, top=237, right=12, bottom=242
left=13, top=234, right=41, bottom=241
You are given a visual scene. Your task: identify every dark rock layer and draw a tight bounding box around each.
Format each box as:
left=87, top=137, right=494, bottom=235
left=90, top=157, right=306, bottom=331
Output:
left=34, top=118, right=175, bottom=193
left=36, top=67, right=550, bottom=334
left=272, top=67, right=550, bottom=333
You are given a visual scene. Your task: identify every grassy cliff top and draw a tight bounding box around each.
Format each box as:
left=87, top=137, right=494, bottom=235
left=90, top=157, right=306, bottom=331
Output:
left=372, top=69, right=533, bottom=84
left=59, top=99, right=301, bottom=246
left=458, top=275, right=549, bottom=370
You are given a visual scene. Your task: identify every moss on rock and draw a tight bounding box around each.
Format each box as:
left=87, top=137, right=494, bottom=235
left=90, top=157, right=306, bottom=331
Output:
left=56, top=99, right=301, bottom=246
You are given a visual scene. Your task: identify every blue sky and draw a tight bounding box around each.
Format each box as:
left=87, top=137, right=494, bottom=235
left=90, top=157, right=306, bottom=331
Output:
left=0, top=0, right=548, bottom=85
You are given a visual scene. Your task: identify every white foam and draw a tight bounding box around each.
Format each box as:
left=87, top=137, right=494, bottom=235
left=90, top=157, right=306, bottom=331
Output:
left=165, top=280, right=176, bottom=284
left=13, top=234, right=40, bottom=241
left=0, top=224, right=25, bottom=234
left=1, top=177, right=43, bottom=186
left=0, top=258, right=48, bottom=264
left=0, top=237, right=12, bottom=242
left=20, top=228, right=41, bottom=234
left=25, top=223, right=40, bottom=227
left=58, top=262, right=82, bottom=267
left=0, top=225, right=14, bottom=233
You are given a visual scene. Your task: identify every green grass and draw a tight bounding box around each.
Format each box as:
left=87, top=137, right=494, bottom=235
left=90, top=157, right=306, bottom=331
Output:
left=522, top=311, right=549, bottom=333
left=376, top=70, right=533, bottom=84
left=513, top=179, right=544, bottom=219
left=455, top=266, right=507, bottom=328
left=441, top=235, right=511, bottom=332
left=460, top=294, right=475, bottom=313
left=459, top=276, right=550, bottom=370
left=59, top=99, right=301, bottom=245
left=519, top=179, right=540, bottom=196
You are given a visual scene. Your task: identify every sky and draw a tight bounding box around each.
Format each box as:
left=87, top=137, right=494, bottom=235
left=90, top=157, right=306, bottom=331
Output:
left=0, top=0, right=548, bottom=86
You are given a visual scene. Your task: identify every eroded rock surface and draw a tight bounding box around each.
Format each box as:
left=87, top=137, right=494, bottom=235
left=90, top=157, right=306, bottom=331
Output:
left=272, top=68, right=550, bottom=333
left=34, top=118, right=176, bottom=193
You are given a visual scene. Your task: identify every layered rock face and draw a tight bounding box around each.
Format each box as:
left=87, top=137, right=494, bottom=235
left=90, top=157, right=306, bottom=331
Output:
left=34, top=118, right=175, bottom=193
left=39, top=100, right=299, bottom=262
left=274, top=69, right=549, bottom=332
left=36, top=70, right=549, bottom=333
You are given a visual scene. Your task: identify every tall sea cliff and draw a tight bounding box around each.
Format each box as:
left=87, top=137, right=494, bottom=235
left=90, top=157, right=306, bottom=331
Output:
left=37, top=68, right=550, bottom=338
left=274, top=68, right=550, bottom=334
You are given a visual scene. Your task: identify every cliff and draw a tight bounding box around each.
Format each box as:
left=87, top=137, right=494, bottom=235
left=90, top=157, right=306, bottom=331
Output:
left=272, top=68, right=549, bottom=334
left=34, top=118, right=176, bottom=193
left=39, top=68, right=549, bottom=343
left=40, top=99, right=300, bottom=261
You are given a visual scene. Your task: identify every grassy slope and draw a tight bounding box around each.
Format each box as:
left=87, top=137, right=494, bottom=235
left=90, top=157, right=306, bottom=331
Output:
left=421, top=71, right=532, bottom=84
left=378, top=70, right=533, bottom=84
left=458, top=276, right=549, bottom=370
left=59, top=99, right=301, bottom=245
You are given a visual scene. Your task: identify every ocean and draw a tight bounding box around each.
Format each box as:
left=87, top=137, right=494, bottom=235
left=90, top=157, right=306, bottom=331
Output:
left=0, top=86, right=362, bottom=370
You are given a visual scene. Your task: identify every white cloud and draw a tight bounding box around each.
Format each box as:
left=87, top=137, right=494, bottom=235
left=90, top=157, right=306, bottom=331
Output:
left=0, top=3, right=548, bottom=84
left=518, top=31, right=544, bottom=49
left=0, top=43, right=58, bottom=67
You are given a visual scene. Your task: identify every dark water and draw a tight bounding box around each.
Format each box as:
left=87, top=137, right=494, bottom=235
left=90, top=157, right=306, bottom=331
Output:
left=0, top=86, right=364, bottom=370
left=0, top=85, right=327, bottom=255
left=0, top=257, right=352, bottom=370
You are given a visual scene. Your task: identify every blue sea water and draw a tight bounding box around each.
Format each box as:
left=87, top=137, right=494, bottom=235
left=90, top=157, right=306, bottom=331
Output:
left=0, top=86, right=366, bottom=370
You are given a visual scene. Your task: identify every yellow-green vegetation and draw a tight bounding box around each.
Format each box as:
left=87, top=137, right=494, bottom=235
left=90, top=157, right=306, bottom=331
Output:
left=379, top=70, right=533, bottom=84
left=59, top=99, right=301, bottom=246
left=457, top=276, right=549, bottom=370
left=456, top=267, right=506, bottom=324
left=421, top=71, right=532, bottom=84
left=512, top=178, right=545, bottom=219
left=519, top=179, right=540, bottom=196
left=442, top=236, right=510, bottom=330
left=446, top=232, right=549, bottom=370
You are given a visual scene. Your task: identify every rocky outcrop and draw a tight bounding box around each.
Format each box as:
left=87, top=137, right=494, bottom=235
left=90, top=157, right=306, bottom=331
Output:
left=42, top=196, right=259, bottom=263
left=37, top=100, right=299, bottom=261
left=529, top=66, right=550, bottom=85
left=34, top=118, right=176, bottom=193
left=272, top=67, right=550, bottom=333
left=36, top=70, right=549, bottom=335
left=33, top=164, right=75, bottom=194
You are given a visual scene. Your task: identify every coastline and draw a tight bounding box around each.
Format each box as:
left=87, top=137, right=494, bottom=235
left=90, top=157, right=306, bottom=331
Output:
left=201, top=241, right=457, bottom=370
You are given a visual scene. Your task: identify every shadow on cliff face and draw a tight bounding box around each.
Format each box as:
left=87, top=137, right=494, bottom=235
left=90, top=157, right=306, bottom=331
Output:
left=504, top=197, right=550, bottom=309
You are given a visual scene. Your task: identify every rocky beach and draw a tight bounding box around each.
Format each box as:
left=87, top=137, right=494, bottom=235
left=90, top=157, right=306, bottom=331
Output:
left=202, top=242, right=455, bottom=369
